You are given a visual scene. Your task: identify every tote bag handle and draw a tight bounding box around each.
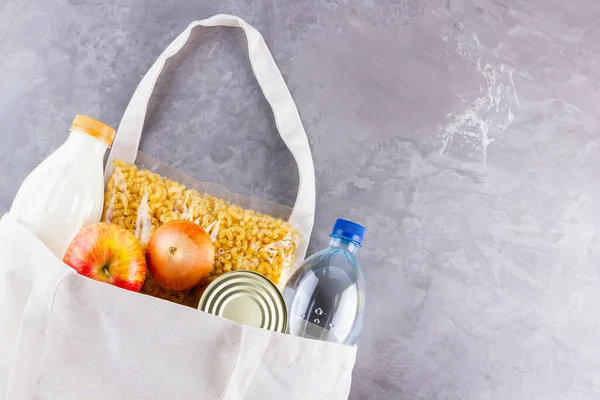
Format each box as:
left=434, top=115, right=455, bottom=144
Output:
left=106, top=14, right=316, bottom=265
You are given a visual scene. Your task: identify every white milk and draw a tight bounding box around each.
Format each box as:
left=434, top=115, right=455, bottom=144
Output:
left=10, top=115, right=115, bottom=258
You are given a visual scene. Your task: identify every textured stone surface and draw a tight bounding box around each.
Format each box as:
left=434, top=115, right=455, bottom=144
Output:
left=2, top=0, right=600, bottom=398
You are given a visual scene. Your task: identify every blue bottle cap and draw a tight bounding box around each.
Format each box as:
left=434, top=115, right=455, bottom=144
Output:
left=331, top=219, right=366, bottom=246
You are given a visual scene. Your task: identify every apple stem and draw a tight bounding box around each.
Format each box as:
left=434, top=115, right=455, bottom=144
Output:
left=103, top=267, right=110, bottom=277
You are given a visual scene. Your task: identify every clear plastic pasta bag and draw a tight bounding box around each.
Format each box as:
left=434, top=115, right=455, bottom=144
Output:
left=103, top=153, right=302, bottom=306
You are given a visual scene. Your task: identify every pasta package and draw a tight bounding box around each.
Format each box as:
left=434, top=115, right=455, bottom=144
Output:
left=102, top=153, right=301, bottom=306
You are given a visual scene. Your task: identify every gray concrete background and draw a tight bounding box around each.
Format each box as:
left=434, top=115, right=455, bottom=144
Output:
left=2, top=0, right=600, bottom=398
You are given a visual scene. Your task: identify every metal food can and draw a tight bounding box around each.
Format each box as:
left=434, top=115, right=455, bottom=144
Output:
left=198, top=271, right=287, bottom=333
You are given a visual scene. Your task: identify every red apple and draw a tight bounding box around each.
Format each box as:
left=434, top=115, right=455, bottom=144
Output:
left=63, top=222, right=147, bottom=292
left=146, top=220, right=215, bottom=291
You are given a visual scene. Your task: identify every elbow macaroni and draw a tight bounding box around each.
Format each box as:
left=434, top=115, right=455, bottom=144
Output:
left=103, top=160, right=300, bottom=305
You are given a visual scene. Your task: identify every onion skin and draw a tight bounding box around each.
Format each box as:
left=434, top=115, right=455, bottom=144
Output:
left=146, top=220, right=215, bottom=290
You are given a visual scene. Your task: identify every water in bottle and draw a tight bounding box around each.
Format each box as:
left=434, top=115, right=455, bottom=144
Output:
left=283, top=219, right=366, bottom=345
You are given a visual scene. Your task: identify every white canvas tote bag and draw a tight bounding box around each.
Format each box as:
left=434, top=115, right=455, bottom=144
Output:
left=0, top=14, right=357, bottom=400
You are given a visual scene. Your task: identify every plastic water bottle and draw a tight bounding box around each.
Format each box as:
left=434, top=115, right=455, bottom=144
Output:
left=283, top=219, right=366, bottom=345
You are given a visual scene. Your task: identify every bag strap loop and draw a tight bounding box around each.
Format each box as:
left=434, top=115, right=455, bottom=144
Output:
left=107, top=14, right=315, bottom=266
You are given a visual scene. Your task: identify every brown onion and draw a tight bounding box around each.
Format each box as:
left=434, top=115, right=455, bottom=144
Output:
left=146, top=220, right=215, bottom=290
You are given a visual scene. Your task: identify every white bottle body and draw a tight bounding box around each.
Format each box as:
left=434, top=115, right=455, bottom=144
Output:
left=10, top=130, right=107, bottom=258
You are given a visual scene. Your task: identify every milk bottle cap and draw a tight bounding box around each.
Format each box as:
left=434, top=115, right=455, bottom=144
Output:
left=71, top=114, right=116, bottom=146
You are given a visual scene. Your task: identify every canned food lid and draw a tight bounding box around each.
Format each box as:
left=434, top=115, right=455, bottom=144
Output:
left=198, top=271, right=287, bottom=332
